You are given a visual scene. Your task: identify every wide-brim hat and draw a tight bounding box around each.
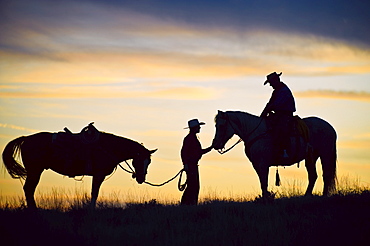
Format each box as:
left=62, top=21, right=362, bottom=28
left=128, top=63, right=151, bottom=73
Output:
left=264, top=72, right=282, bottom=85
left=184, top=119, right=205, bottom=129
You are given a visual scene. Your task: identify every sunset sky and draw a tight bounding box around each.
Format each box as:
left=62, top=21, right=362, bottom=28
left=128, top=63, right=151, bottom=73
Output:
left=1, top=0, right=369, bottom=202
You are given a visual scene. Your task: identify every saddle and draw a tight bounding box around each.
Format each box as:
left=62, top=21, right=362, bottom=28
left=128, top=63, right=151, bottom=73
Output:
left=293, top=116, right=309, bottom=142
left=266, top=114, right=309, bottom=142
left=52, top=122, right=101, bottom=177
left=265, top=114, right=310, bottom=164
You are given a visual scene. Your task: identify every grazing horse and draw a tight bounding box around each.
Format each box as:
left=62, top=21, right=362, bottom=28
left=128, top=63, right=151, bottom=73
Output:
left=212, top=111, right=337, bottom=198
left=2, top=125, right=157, bottom=208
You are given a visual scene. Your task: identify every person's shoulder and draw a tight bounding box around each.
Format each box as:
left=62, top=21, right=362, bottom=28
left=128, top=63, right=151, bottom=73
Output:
left=280, top=82, right=292, bottom=91
left=280, top=82, right=287, bottom=87
left=183, top=133, right=195, bottom=142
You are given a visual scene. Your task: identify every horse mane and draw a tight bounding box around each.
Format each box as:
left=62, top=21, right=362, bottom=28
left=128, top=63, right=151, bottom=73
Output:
left=99, top=132, right=148, bottom=153
left=226, top=111, right=257, bottom=118
left=216, top=111, right=260, bottom=131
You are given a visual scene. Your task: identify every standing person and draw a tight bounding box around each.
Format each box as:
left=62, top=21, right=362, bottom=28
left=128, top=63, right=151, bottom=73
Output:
left=260, top=72, right=296, bottom=158
left=180, top=119, right=213, bottom=205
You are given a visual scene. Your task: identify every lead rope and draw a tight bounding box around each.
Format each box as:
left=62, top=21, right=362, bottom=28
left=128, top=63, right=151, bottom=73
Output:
left=118, top=161, right=186, bottom=191
left=145, top=169, right=186, bottom=190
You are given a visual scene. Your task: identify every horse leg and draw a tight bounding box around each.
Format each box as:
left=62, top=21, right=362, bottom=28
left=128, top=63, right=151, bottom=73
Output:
left=321, top=148, right=337, bottom=196
left=304, top=155, right=319, bottom=196
left=91, top=174, right=105, bottom=208
left=254, top=163, right=271, bottom=197
left=23, top=170, right=42, bottom=209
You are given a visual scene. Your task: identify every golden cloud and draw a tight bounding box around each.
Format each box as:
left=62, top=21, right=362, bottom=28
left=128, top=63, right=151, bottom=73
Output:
left=0, top=85, right=220, bottom=100
left=253, top=30, right=370, bottom=62
left=339, top=139, right=370, bottom=149
left=131, top=129, right=181, bottom=138
left=1, top=49, right=269, bottom=84
left=295, top=90, right=370, bottom=102
left=148, top=87, right=221, bottom=100
left=2, top=26, right=369, bottom=86
left=0, top=123, right=39, bottom=133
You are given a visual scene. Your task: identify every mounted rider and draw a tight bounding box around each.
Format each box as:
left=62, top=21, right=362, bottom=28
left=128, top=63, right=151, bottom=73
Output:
left=260, top=72, right=296, bottom=158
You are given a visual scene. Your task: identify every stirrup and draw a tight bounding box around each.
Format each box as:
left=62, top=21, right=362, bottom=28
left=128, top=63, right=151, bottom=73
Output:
left=283, top=149, right=289, bottom=158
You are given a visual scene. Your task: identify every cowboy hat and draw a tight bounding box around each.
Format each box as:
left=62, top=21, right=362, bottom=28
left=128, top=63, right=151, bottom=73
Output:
left=184, top=119, right=205, bottom=129
left=264, top=72, right=282, bottom=85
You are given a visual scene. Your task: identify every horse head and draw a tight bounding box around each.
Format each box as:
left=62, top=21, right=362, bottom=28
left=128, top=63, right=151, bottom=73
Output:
left=132, top=148, right=157, bottom=184
left=212, top=111, right=236, bottom=151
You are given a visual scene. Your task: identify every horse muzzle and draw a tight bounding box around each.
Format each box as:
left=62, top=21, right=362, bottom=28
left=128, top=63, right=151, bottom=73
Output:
left=135, top=173, right=145, bottom=184
left=212, top=139, right=224, bottom=150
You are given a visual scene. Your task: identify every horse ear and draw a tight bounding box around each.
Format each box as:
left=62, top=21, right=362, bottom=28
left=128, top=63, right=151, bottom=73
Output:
left=149, top=149, right=158, bottom=154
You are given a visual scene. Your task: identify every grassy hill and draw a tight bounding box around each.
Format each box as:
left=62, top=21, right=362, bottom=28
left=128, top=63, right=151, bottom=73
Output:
left=1, top=189, right=369, bottom=246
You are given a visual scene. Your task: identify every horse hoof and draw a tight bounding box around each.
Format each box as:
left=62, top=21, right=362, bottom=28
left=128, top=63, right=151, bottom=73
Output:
left=254, top=192, right=275, bottom=204
left=263, top=191, right=275, bottom=198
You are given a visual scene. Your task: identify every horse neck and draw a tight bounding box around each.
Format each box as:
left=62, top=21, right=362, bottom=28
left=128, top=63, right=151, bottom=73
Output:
left=101, top=133, right=144, bottom=160
left=228, top=111, right=263, bottom=140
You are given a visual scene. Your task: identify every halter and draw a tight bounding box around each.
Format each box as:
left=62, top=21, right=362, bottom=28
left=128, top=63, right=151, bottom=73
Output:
left=98, top=143, right=149, bottom=180
left=118, top=160, right=136, bottom=178
left=131, top=153, right=150, bottom=179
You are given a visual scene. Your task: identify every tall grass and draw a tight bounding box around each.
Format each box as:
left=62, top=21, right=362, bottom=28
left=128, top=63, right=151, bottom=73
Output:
left=1, top=174, right=366, bottom=210
left=0, top=175, right=369, bottom=246
left=0, top=187, right=181, bottom=210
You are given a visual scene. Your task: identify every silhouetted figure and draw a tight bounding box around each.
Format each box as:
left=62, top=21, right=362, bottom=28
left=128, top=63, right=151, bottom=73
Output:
left=181, top=119, right=212, bottom=205
left=213, top=110, right=337, bottom=198
left=260, top=72, right=296, bottom=158
left=2, top=123, right=157, bottom=208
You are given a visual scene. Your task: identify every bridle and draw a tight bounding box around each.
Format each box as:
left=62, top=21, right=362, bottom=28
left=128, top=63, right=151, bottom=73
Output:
left=131, top=154, right=150, bottom=178
left=216, top=114, right=263, bottom=155
left=118, top=160, right=137, bottom=178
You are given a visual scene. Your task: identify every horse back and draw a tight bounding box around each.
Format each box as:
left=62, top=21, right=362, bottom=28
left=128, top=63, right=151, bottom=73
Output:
left=18, top=132, right=54, bottom=168
left=22, top=132, right=54, bottom=149
left=302, top=116, right=337, bottom=162
left=303, top=116, right=337, bottom=143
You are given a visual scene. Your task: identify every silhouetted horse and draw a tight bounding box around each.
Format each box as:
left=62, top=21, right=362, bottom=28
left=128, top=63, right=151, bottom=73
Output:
left=2, top=125, right=157, bottom=208
left=213, top=111, right=337, bottom=198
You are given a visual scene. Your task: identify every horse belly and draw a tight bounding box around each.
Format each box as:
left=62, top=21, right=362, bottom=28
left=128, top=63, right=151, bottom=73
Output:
left=53, top=151, right=98, bottom=177
left=274, top=137, right=306, bottom=166
left=51, top=149, right=116, bottom=177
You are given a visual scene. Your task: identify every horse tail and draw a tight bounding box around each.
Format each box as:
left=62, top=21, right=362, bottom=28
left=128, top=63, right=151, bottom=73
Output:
left=2, top=136, right=27, bottom=179
left=322, top=141, right=337, bottom=195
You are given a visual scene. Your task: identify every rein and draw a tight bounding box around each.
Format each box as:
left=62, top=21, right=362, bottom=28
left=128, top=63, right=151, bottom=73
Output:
left=217, top=116, right=263, bottom=155
left=118, top=160, right=136, bottom=177
left=217, top=138, right=243, bottom=155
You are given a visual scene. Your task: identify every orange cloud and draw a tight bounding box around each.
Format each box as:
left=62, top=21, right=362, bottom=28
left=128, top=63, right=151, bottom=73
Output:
left=339, top=139, right=370, bottom=149
left=0, top=123, right=39, bottom=133
left=295, top=90, right=370, bottom=102
left=149, top=87, right=221, bottom=100
left=326, top=65, right=370, bottom=74
left=253, top=30, right=369, bottom=58
left=1, top=29, right=369, bottom=88
left=0, top=85, right=221, bottom=100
